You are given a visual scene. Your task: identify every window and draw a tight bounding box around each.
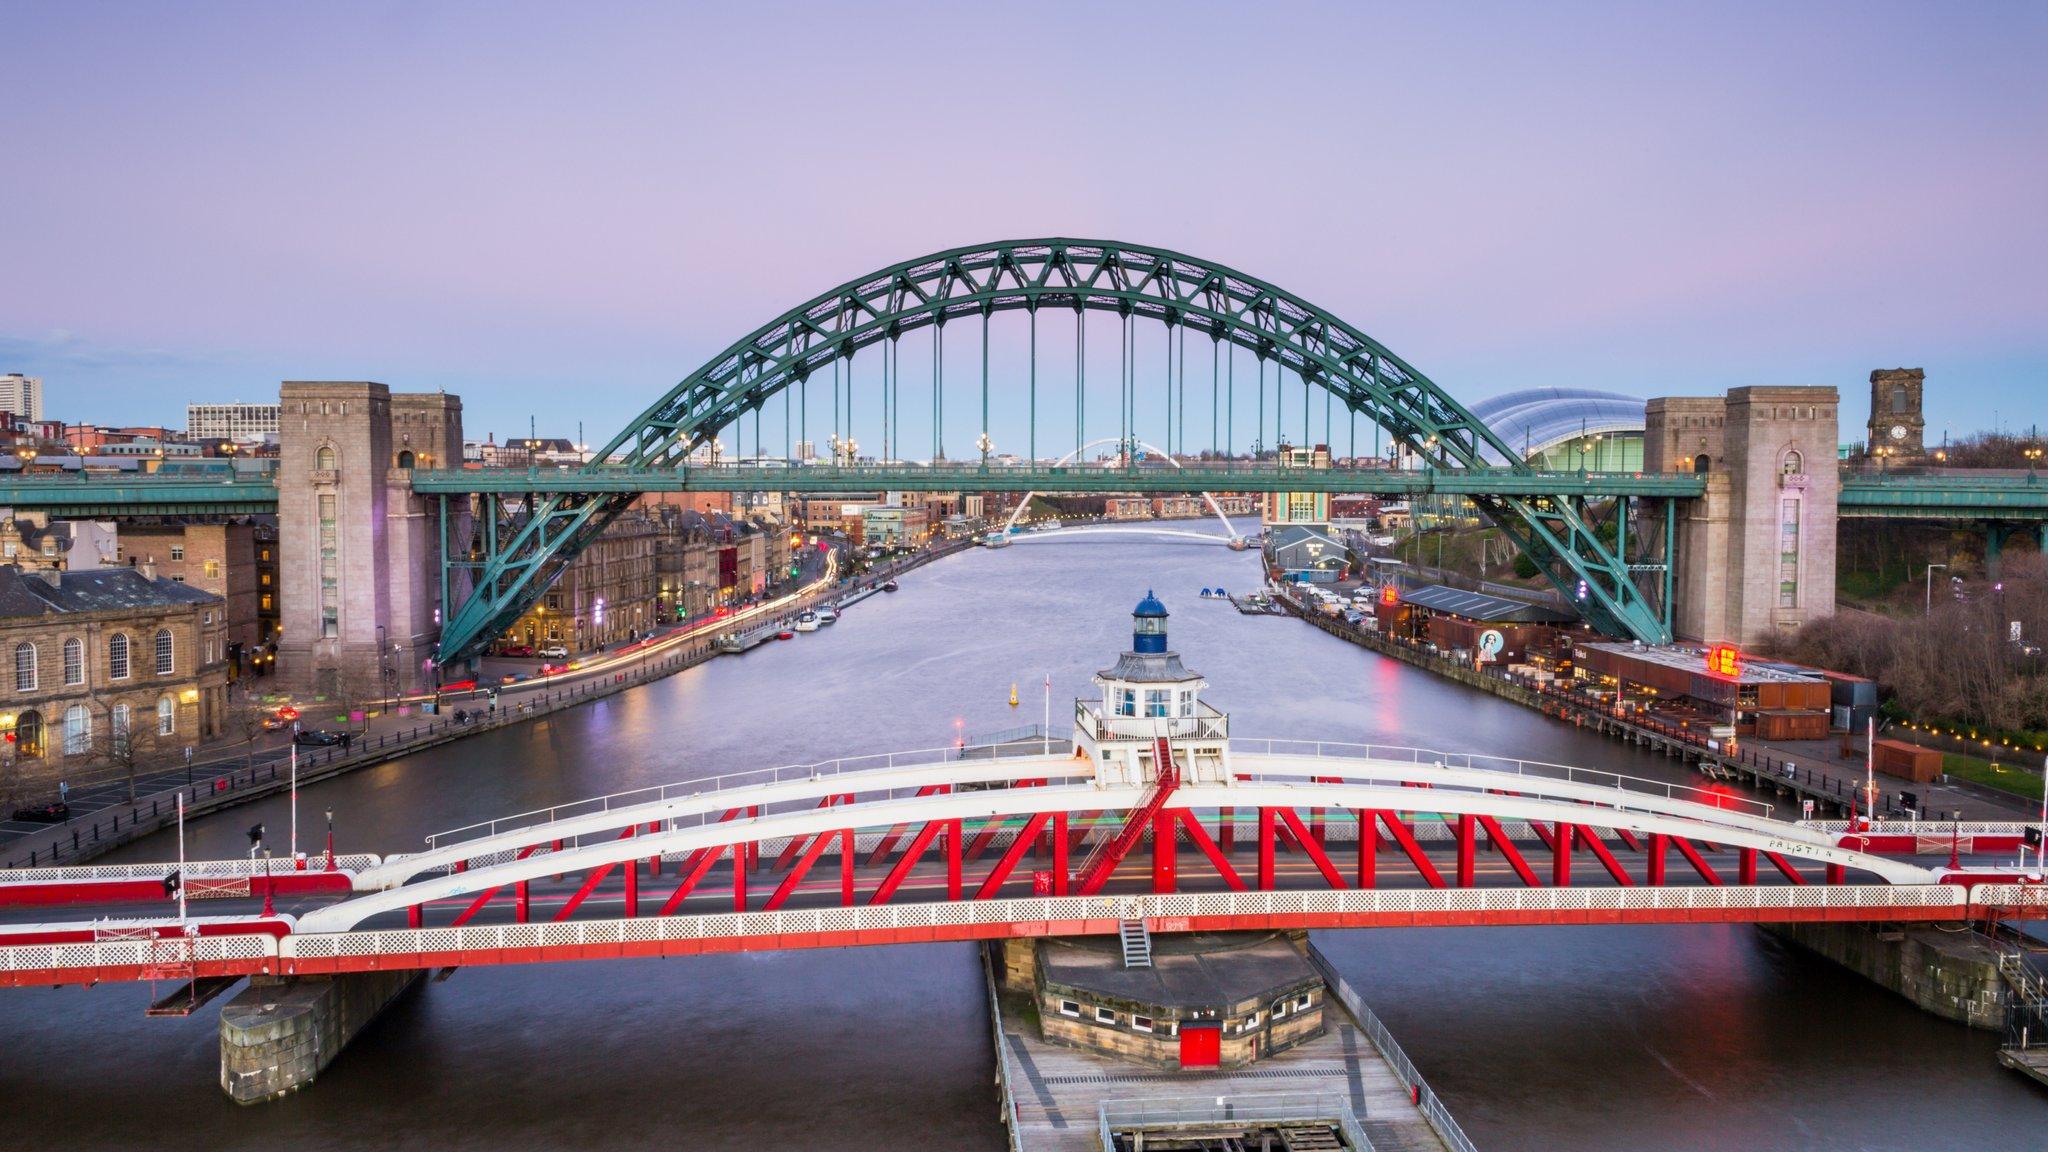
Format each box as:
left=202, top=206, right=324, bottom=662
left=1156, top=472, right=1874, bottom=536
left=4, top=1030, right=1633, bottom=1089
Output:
left=111, top=704, right=130, bottom=756
left=1144, top=689, right=1170, bottom=718
left=1117, top=687, right=1136, bottom=717
left=1273, top=1001, right=1290, bottom=1019
left=203, top=560, right=221, bottom=579
left=260, top=573, right=272, bottom=586
left=109, top=633, right=130, bottom=679
left=319, top=493, right=340, bottom=637
left=396, top=449, right=415, bottom=469
left=13, top=709, right=42, bottom=758
left=62, top=637, right=82, bottom=686
left=154, top=629, right=174, bottom=675
left=1058, top=1000, right=1081, bottom=1018
left=1239, top=1012, right=1263, bottom=1033
left=61, top=704, right=91, bottom=756
left=1093, top=1007, right=1117, bottom=1025
left=1178, top=691, right=1194, bottom=718
left=1293, top=994, right=1312, bottom=1011
left=169, top=545, right=184, bottom=561
left=203, top=611, right=213, bottom=625
left=315, top=445, right=336, bottom=470
left=157, top=695, right=176, bottom=736
left=1132, top=1016, right=1154, bottom=1034
left=13, top=642, right=36, bottom=692
left=1778, top=498, right=1801, bottom=609
left=1781, top=450, right=1803, bottom=476
left=260, top=593, right=273, bottom=611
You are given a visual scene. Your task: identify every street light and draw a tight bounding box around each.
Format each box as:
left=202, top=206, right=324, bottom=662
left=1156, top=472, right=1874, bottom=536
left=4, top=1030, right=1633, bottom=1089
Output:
left=1924, top=563, right=1948, bottom=616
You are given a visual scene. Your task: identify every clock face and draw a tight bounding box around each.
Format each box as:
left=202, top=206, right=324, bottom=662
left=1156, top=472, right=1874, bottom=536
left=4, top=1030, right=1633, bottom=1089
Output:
left=1889, top=424, right=1908, bottom=441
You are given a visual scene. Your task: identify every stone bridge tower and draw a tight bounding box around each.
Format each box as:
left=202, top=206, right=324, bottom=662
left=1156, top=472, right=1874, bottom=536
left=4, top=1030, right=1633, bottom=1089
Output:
left=1646, top=386, right=1838, bottom=647
left=276, top=382, right=467, bottom=699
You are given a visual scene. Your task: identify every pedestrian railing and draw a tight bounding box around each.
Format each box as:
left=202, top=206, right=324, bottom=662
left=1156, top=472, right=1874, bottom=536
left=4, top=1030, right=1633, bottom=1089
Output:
left=1308, top=943, right=1478, bottom=1152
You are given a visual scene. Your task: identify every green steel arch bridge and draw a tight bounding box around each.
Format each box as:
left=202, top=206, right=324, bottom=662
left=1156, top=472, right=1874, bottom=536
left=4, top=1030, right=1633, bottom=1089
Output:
left=5, top=240, right=2047, bottom=665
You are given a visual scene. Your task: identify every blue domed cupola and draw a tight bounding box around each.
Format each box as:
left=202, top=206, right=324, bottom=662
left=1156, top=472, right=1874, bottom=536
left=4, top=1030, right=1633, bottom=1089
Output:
left=1132, top=591, right=1169, bottom=653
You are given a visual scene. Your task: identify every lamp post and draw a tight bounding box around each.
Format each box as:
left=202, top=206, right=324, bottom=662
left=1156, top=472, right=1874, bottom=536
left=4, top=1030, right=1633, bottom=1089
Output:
left=1924, top=563, right=1947, bottom=616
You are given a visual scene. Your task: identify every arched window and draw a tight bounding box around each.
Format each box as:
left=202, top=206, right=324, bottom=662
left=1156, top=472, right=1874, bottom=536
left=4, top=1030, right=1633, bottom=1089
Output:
left=111, top=704, right=131, bottom=757
left=13, top=709, right=43, bottom=759
left=62, top=637, right=83, bottom=686
left=13, top=642, right=36, bottom=693
left=315, top=445, right=336, bottom=470
left=1890, top=384, right=1908, bottom=411
left=108, top=633, right=130, bottom=680
left=395, top=449, right=415, bottom=469
left=1692, top=454, right=1711, bottom=475
left=154, top=628, right=174, bottom=675
left=62, top=705, right=91, bottom=757
left=157, top=696, right=176, bottom=736
left=1782, top=450, right=1804, bottom=476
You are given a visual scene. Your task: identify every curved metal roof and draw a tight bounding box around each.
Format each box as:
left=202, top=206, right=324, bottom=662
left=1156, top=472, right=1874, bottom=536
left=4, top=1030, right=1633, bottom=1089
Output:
left=1468, top=388, right=1647, bottom=465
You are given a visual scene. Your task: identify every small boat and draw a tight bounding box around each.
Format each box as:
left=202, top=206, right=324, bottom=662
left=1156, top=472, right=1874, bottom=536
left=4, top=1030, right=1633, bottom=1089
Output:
left=816, top=607, right=839, bottom=625
left=1041, top=518, right=1063, bottom=531
left=793, top=611, right=820, bottom=632
left=775, top=629, right=795, bottom=641
left=981, top=533, right=1011, bottom=549
left=882, top=580, right=899, bottom=593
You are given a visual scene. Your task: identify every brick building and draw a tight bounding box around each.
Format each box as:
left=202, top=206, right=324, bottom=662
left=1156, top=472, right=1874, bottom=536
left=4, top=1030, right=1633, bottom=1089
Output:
left=504, top=511, right=658, bottom=654
left=0, top=565, right=229, bottom=795
left=116, top=522, right=269, bottom=669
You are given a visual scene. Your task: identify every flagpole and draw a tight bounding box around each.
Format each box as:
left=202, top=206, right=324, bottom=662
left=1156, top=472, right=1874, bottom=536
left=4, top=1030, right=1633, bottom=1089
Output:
left=290, top=742, right=299, bottom=862
left=1043, top=672, right=1052, bottom=755
left=175, top=792, right=188, bottom=924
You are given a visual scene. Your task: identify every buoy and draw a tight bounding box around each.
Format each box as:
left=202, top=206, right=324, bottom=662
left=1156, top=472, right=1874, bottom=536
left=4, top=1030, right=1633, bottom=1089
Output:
left=1009, top=682, right=1019, bottom=707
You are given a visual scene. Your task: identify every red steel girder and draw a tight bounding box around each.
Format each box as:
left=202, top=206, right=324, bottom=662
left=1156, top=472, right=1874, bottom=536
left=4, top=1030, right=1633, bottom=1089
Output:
left=1176, top=811, right=1246, bottom=892
left=1378, top=811, right=1447, bottom=888
left=765, top=822, right=841, bottom=911
left=1475, top=815, right=1542, bottom=887
left=1275, top=808, right=1347, bottom=889
left=973, top=813, right=1053, bottom=900
left=1766, top=851, right=1809, bottom=884
left=869, top=819, right=946, bottom=906
left=773, top=795, right=851, bottom=872
left=865, top=785, right=948, bottom=867
left=1670, top=836, right=1723, bottom=885
left=1573, top=825, right=1633, bottom=887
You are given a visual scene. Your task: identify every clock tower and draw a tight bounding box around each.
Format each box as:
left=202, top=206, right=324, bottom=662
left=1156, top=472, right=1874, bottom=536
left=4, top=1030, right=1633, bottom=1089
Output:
left=1867, top=368, right=1926, bottom=459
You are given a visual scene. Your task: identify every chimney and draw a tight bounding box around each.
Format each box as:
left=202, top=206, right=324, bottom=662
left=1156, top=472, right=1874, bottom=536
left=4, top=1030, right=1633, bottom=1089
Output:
left=139, top=561, right=156, bottom=582
left=37, top=568, right=60, bottom=588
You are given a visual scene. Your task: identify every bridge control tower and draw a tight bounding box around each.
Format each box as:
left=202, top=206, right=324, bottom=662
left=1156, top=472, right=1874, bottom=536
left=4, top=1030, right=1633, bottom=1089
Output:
left=1074, top=594, right=1231, bottom=787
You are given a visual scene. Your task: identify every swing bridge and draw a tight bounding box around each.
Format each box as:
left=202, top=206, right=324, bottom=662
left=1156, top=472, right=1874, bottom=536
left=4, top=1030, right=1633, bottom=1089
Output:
left=2, top=737, right=2045, bottom=992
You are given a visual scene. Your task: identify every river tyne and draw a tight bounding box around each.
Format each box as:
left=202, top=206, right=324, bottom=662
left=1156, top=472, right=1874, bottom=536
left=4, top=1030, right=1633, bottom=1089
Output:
left=2, top=527, right=2040, bottom=1151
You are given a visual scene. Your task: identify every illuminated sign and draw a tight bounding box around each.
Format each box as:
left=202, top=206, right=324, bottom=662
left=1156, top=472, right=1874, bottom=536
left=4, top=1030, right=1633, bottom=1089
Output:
left=1379, top=585, right=1399, bottom=607
left=1706, top=644, right=1741, bottom=678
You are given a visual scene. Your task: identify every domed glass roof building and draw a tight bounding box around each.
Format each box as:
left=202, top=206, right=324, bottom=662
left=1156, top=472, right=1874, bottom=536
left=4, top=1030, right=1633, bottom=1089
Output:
left=1468, top=387, right=1646, bottom=470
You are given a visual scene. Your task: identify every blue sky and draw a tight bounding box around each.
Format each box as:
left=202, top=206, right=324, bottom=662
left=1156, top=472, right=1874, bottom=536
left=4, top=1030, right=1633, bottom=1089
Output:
left=1, top=2, right=2043, bottom=450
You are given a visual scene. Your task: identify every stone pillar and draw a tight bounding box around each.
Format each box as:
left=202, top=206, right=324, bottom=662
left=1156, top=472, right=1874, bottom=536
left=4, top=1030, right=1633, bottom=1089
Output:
left=276, top=383, right=465, bottom=696
left=219, top=970, right=424, bottom=1103
left=1646, top=388, right=1838, bottom=646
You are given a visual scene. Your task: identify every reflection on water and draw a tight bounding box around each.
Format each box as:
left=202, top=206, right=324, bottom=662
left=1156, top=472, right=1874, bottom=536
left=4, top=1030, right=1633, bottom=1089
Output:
left=2, top=528, right=2038, bottom=1150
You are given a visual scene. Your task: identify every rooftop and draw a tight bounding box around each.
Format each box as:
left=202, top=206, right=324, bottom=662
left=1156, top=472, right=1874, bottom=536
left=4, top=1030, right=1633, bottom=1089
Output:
left=1469, top=387, right=1646, bottom=465
left=0, top=564, right=222, bottom=619
left=1580, top=640, right=1827, bottom=685
left=1398, top=583, right=1577, bottom=625
left=1038, top=932, right=1317, bottom=1007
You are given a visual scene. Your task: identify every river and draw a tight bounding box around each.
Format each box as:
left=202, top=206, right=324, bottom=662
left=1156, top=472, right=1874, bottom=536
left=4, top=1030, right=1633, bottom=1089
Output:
left=1, top=526, right=2038, bottom=1150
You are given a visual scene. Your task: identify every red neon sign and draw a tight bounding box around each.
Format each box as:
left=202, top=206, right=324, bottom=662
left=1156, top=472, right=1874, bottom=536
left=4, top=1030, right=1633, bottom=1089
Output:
left=1379, top=585, right=1399, bottom=607
left=1705, top=644, right=1741, bottom=678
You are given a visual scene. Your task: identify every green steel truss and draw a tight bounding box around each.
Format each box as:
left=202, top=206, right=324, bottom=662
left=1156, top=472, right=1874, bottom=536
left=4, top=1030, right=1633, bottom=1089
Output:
left=436, top=239, right=1677, bottom=663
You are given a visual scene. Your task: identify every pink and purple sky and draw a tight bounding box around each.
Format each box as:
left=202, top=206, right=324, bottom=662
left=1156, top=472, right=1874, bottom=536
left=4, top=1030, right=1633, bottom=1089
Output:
left=2, top=2, right=2043, bottom=448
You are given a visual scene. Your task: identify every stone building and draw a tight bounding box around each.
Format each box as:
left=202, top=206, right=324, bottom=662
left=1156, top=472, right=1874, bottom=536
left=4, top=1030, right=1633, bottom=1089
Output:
left=0, top=516, right=120, bottom=571
left=117, top=521, right=267, bottom=669
left=1867, top=368, right=1927, bottom=460
left=1645, top=386, right=1838, bottom=646
left=275, top=382, right=466, bottom=697
left=1001, top=933, right=1327, bottom=1071
left=0, top=564, right=229, bottom=795
left=504, top=510, right=658, bottom=654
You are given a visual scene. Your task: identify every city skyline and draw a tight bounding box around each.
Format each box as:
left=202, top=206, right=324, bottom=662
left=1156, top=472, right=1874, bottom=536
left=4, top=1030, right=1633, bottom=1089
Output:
left=3, top=2, right=2044, bottom=445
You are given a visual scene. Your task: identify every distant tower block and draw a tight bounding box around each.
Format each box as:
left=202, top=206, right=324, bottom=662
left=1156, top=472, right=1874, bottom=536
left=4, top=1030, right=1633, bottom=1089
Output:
left=1867, top=368, right=1927, bottom=459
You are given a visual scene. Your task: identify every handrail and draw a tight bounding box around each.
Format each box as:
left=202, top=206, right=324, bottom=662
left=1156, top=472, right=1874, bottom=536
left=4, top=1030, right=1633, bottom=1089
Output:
left=1230, top=738, right=1774, bottom=818
left=980, top=946, right=1029, bottom=1152
left=1308, top=942, right=1479, bottom=1152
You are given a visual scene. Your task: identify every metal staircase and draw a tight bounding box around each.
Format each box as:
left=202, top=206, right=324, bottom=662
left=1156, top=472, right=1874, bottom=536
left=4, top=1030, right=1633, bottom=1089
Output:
left=1118, top=916, right=1152, bottom=969
left=1074, top=736, right=1181, bottom=896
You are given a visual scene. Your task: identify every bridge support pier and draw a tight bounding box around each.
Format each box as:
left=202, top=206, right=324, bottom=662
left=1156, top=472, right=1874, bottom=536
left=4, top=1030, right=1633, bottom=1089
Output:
left=218, top=968, right=424, bottom=1104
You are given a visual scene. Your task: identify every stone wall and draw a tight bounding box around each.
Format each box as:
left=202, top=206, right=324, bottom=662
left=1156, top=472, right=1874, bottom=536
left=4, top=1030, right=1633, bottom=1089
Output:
left=218, top=969, right=424, bottom=1103
left=1761, top=921, right=2006, bottom=1030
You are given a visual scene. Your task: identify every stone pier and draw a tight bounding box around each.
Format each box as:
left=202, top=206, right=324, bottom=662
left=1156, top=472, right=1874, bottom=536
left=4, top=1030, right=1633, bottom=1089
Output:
left=1761, top=921, right=2007, bottom=1029
left=218, top=969, right=425, bottom=1103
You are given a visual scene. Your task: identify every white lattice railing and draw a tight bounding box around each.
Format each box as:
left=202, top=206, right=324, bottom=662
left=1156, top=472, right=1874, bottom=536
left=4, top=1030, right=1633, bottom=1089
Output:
left=0, top=855, right=380, bottom=884
left=0, top=930, right=277, bottom=974
left=3, top=883, right=2001, bottom=979
left=282, top=885, right=1974, bottom=963
left=1803, top=821, right=2036, bottom=836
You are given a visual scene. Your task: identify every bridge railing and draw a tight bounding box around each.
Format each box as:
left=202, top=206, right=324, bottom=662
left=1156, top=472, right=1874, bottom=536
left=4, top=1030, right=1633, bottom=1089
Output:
left=421, top=743, right=1070, bottom=850
left=1097, top=1094, right=1373, bottom=1150
left=1307, top=943, right=1475, bottom=1152
left=1229, top=739, right=1774, bottom=819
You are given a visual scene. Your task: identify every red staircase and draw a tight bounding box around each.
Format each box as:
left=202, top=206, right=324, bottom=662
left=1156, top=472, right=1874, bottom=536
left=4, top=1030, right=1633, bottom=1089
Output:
left=1074, top=737, right=1181, bottom=896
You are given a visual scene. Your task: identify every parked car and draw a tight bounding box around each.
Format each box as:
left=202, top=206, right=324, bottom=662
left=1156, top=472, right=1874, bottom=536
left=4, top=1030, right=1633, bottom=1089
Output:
left=538, top=644, right=569, bottom=659
left=11, top=802, right=69, bottom=823
left=293, top=729, right=348, bottom=748
left=500, top=643, right=535, bottom=658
